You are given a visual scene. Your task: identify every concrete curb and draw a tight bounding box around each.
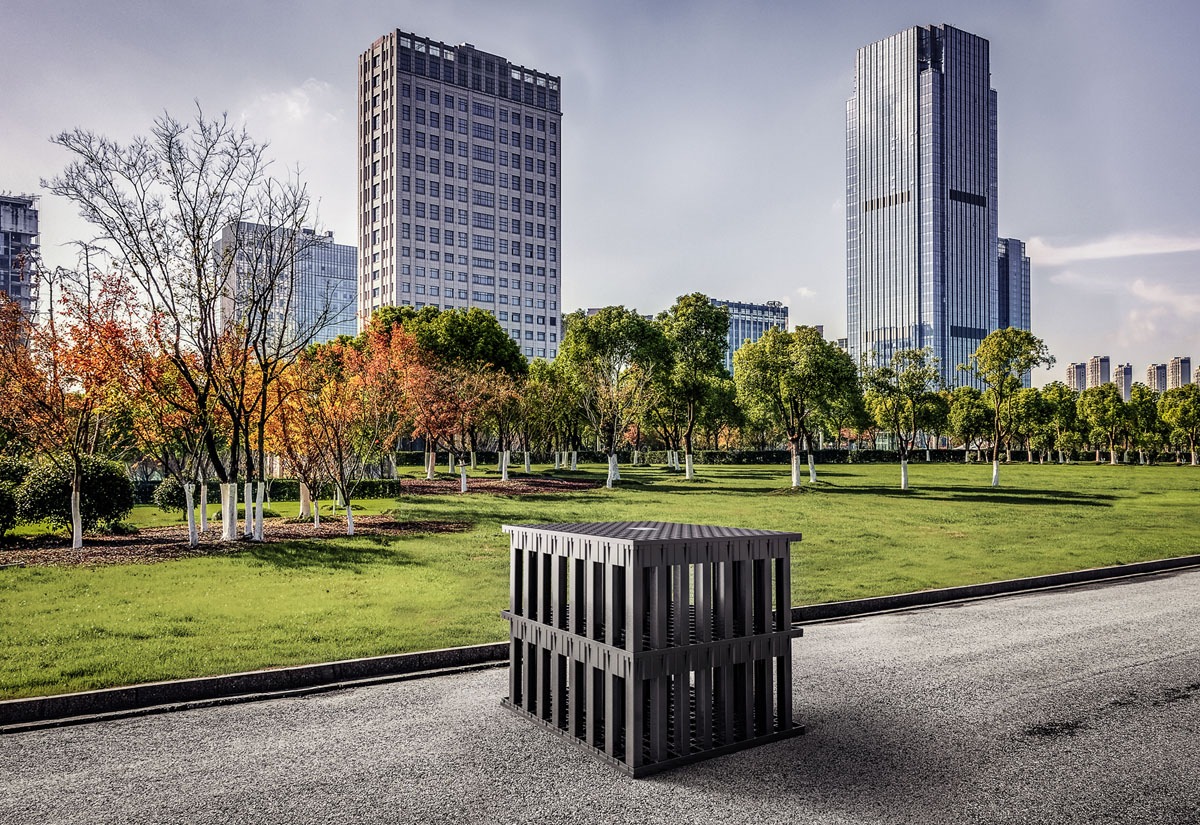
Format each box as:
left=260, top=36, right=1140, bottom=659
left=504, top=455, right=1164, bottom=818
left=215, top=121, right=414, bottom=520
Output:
left=5, top=554, right=1200, bottom=732
left=790, top=553, right=1200, bottom=623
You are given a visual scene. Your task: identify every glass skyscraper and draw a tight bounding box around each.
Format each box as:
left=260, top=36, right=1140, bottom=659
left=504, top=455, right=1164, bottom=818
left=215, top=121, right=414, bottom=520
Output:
left=358, top=30, right=562, bottom=360
left=846, top=25, right=998, bottom=387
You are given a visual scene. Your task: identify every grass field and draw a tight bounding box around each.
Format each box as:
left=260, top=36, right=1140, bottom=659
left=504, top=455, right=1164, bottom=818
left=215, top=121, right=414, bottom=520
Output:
left=2, top=460, right=1197, bottom=699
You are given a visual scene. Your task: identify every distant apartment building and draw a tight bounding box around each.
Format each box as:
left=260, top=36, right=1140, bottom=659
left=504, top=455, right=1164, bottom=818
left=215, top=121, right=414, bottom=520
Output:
left=0, top=194, right=39, bottom=317
left=1168, top=356, right=1192, bottom=389
left=1086, top=355, right=1110, bottom=389
left=1146, top=363, right=1167, bottom=392
left=358, top=29, right=562, bottom=360
left=216, top=222, right=357, bottom=345
left=1066, top=362, right=1086, bottom=392
left=1113, top=363, right=1132, bottom=402
left=712, top=298, right=789, bottom=375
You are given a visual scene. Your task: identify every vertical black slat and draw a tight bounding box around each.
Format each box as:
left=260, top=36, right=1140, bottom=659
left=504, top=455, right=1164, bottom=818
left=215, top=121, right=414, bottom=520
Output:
left=777, top=653, right=793, bottom=731
left=553, top=554, right=568, bottom=629
left=510, top=638, right=523, bottom=708
left=754, top=657, right=771, bottom=735
left=525, top=549, right=538, bottom=622
left=524, top=640, right=538, bottom=717
left=539, top=648, right=552, bottom=721
left=511, top=540, right=524, bottom=616
left=609, top=565, right=625, bottom=647
left=571, top=558, right=585, bottom=635
left=552, top=652, right=567, bottom=729
left=695, top=666, right=713, bottom=750
left=571, top=658, right=586, bottom=739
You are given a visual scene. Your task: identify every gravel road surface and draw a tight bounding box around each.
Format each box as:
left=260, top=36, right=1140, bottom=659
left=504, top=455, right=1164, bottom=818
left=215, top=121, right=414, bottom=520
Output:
left=4, top=571, right=1199, bottom=824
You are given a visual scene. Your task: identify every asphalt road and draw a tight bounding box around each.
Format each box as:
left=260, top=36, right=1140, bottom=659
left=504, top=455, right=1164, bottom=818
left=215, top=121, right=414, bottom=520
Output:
left=4, top=571, right=1199, bottom=824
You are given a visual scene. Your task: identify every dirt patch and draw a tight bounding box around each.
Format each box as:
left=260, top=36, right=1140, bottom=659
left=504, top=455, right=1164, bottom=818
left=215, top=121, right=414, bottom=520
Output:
left=397, top=475, right=597, bottom=496
left=0, top=516, right=471, bottom=568
left=0, top=476, right=595, bottom=568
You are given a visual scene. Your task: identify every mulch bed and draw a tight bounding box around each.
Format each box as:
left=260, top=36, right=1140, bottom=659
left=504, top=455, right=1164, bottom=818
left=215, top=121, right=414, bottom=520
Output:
left=0, top=476, right=597, bottom=568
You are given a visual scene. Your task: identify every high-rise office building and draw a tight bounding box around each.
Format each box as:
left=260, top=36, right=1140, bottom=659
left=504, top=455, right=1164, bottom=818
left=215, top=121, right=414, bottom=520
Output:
left=997, top=238, right=1030, bottom=331
left=0, top=194, right=39, bottom=318
left=1146, top=363, right=1167, bottom=392
left=1087, top=355, right=1110, bottom=389
left=712, top=298, right=789, bottom=375
left=358, top=30, right=562, bottom=360
left=846, top=24, right=999, bottom=387
left=1168, top=356, right=1192, bottom=389
left=1113, top=363, right=1132, bottom=402
left=216, top=223, right=357, bottom=345
left=1066, top=362, right=1086, bottom=393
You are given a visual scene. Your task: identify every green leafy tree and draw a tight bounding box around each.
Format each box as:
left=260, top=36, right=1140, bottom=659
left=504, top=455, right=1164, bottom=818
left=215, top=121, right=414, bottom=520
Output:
left=948, top=386, right=992, bottom=462
left=1040, top=381, right=1080, bottom=463
left=959, top=328, right=1055, bottom=486
left=656, top=294, right=730, bottom=479
left=1009, top=387, right=1049, bottom=463
left=863, top=348, right=941, bottom=489
left=558, top=307, right=668, bottom=487
left=371, top=305, right=526, bottom=376
left=1078, top=383, right=1127, bottom=464
left=15, top=456, right=134, bottom=531
left=1127, top=383, right=1161, bottom=464
left=734, top=326, right=859, bottom=487
left=1159, top=384, right=1200, bottom=465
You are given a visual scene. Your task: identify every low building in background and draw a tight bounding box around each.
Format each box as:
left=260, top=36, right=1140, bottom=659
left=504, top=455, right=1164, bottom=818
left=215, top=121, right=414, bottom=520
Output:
left=216, top=222, right=357, bottom=346
left=712, top=298, right=789, bottom=375
left=0, top=194, right=39, bottom=318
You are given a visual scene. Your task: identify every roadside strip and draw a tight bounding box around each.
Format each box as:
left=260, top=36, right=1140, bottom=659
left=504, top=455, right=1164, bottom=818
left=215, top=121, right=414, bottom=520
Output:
left=5, top=553, right=1200, bottom=733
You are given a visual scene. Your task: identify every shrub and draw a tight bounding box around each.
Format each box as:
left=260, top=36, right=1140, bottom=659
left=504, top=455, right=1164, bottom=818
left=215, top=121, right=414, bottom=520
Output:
left=0, top=456, right=32, bottom=486
left=15, top=456, right=135, bottom=531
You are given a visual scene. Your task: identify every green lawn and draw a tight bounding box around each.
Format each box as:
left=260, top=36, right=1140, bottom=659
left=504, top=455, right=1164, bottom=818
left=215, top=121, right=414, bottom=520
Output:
left=2, top=461, right=1197, bottom=699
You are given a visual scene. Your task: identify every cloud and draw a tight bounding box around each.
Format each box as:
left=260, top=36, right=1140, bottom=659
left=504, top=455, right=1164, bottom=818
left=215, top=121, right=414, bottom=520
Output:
left=795, top=287, right=816, bottom=299
left=1028, top=232, right=1200, bottom=267
left=240, top=79, right=340, bottom=127
left=1129, top=278, right=1200, bottom=316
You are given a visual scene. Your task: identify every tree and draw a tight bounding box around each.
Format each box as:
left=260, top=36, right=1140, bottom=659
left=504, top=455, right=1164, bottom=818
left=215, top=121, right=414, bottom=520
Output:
left=1041, top=381, right=1080, bottom=463
left=959, top=328, right=1055, bottom=486
left=1127, top=383, right=1160, bottom=464
left=947, top=386, right=992, bottom=462
left=1077, top=383, right=1126, bottom=464
left=734, top=326, right=859, bottom=487
left=0, top=261, right=131, bottom=549
left=1008, top=387, right=1049, bottom=463
left=863, top=348, right=941, bottom=489
left=1159, top=384, right=1200, bottom=465
left=656, top=294, right=730, bottom=479
left=558, top=307, right=668, bottom=487
left=48, top=108, right=331, bottom=542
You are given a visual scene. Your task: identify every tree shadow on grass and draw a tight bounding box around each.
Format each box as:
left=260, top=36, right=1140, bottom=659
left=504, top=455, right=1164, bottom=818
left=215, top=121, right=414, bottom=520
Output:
left=239, top=533, right=427, bottom=571
left=819, top=484, right=1117, bottom=507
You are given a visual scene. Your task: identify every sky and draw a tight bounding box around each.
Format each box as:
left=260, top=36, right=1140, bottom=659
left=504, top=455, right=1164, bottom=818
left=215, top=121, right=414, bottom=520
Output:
left=6, top=0, right=1199, bottom=385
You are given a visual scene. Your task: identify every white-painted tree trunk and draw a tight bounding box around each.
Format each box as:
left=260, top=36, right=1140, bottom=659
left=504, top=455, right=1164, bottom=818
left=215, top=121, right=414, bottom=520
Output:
left=199, top=482, right=208, bottom=533
left=313, top=495, right=321, bottom=527
left=925, top=449, right=931, bottom=462
left=807, top=453, right=817, bottom=484
left=1139, top=450, right=1145, bottom=465
left=448, top=452, right=455, bottom=473
left=685, top=453, right=695, bottom=480
left=524, top=451, right=531, bottom=474
left=632, top=449, right=640, bottom=466
left=426, top=450, right=436, bottom=480
left=299, top=483, right=311, bottom=519
left=900, top=459, right=909, bottom=490
left=253, top=482, right=265, bottom=541
left=334, top=485, right=344, bottom=508
left=460, top=464, right=468, bottom=492
left=606, top=453, right=619, bottom=488
left=242, top=482, right=253, bottom=537
left=1191, top=449, right=1197, bottom=466
left=554, top=452, right=561, bottom=470
left=70, top=488, right=83, bottom=550
left=470, top=451, right=477, bottom=469
left=991, top=460, right=1000, bottom=487
left=220, top=483, right=237, bottom=541
left=501, top=451, right=510, bottom=482
left=345, top=501, right=354, bottom=536
left=184, top=483, right=198, bottom=547
left=1057, top=449, right=1064, bottom=464
left=791, top=453, right=801, bottom=488
left=570, top=451, right=577, bottom=471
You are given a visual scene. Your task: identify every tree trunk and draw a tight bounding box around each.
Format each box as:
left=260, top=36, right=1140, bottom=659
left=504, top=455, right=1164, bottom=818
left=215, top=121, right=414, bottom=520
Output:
left=299, top=482, right=311, bottom=519
left=524, top=451, right=531, bottom=474
left=501, top=450, right=510, bottom=482
left=807, top=440, right=817, bottom=484
left=184, top=483, right=198, bottom=548
left=554, top=451, right=561, bottom=470
left=991, top=460, right=1000, bottom=487
left=901, top=458, right=909, bottom=490
left=470, top=450, right=477, bottom=469
left=345, top=501, right=354, bottom=536
left=253, top=481, right=265, bottom=541
left=606, top=453, right=618, bottom=488
left=220, top=483, right=237, bottom=541
left=570, top=451, right=577, bottom=471
left=242, top=482, right=253, bottom=538
left=460, top=463, right=468, bottom=492
left=426, top=449, right=436, bottom=480
left=313, top=493, right=321, bottom=527
left=199, top=482, right=208, bottom=533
